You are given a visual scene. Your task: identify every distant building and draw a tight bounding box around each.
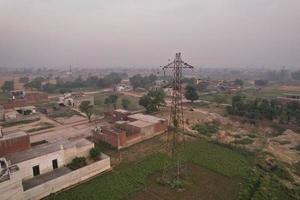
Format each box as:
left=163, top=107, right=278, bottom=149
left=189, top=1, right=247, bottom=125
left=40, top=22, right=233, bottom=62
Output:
left=115, top=84, right=132, bottom=92
left=58, top=92, right=94, bottom=108
left=95, top=110, right=168, bottom=149
left=2, top=91, right=48, bottom=109
left=2, top=106, right=39, bottom=123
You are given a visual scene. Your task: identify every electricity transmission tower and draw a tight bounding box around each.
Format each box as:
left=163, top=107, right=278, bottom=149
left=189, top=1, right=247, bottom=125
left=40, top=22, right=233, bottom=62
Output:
left=161, top=52, right=195, bottom=183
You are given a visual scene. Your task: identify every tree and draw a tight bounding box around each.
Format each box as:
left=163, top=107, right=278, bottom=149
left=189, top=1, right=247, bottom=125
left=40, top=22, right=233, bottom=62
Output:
left=234, top=79, right=244, bottom=87
left=291, top=70, right=300, bottom=81
left=104, top=94, right=119, bottom=109
left=19, top=76, right=29, bottom=84
left=254, top=79, right=268, bottom=87
left=79, top=101, right=94, bottom=122
left=97, top=73, right=122, bottom=88
left=129, top=74, right=157, bottom=90
left=1, top=80, right=14, bottom=92
left=139, top=89, right=165, bottom=113
left=25, top=77, right=45, bottom=90
left=42, top=83, right=56, bottom=93
left=121, top=98, right=131, bottom=110
left=197, top=81, right=209, bottom=92
left=184, top=85, right=199, bottom=103
left=89, top=147, right=101, bottom=160
left=85, top=76, right=98, bottom=87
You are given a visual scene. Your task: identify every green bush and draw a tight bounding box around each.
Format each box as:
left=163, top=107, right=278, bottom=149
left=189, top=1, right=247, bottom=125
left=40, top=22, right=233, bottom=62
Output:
left=295, top=144, right=300, bottom=151
left=192, top=123, right=219, bottom=136
left=233, top=138, right=254, bottom=145
left=67, top=157, right=87, bottom=170
left=239, top=167, right=296, bottom=200
left=90, top=147, right=101, bottom=159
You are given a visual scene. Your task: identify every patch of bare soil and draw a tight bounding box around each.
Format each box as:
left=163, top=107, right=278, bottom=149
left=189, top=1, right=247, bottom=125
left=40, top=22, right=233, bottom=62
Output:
left=130, top=164, right=242, bottom=200
left=266, top=129, right=300, bottom=165
left=278, top=85, right=300, bottom=92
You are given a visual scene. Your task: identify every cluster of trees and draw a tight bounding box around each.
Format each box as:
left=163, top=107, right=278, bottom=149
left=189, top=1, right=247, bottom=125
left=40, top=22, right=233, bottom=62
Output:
left=227, top=95, right=300, bottom=124
left=129, top=74, right=157, bottom=90
left=25, top=77, right=45, bottom=90
left=1, top=80, right=14, bottom=92
left=79, top=95, right=132, bottom=122
left=184, top=85, right=199, bottom=102
left=291, top=70, right=300, bottom=81
left=234, top=79, right=244, bottom=87
left=263, top=69, right=300, bottom=82
left=264, top=69, right=290, bottom=82
left=104, top=94, right=118, bottom=110
left=24, top=72, right=124, bottom=93
left=254, top=79, right=269, bottom=87
left=79, top=101, right=94, bottom=122
left=104, top=94, right=131, bottom=110
left=139, top=89, right=165, bottom=113
left=19, top=76, right=29, bottom=84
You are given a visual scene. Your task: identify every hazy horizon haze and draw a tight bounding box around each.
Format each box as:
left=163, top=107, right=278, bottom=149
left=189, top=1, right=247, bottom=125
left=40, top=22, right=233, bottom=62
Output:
left=0, top=0, right=299, bottom=68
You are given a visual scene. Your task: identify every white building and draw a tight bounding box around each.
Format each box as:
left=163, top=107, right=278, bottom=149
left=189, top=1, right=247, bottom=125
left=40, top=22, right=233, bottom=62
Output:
left=0, top=138, right=110, bottom=200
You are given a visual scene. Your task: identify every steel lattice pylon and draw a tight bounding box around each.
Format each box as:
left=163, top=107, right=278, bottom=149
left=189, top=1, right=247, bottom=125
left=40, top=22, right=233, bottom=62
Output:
left=161, top=53, right=194, bottom=157
left=162, top=52, right=195, bottom=129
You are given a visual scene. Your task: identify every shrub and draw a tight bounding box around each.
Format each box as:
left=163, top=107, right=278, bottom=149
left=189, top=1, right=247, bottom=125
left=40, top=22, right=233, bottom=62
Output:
left=295, top=144, right=300, bottom=151
left=233, top=138, right=254, bottom=145
left=67, top=157, right=87, bottom=170
left=192, top=123, right=219, bottom=136
left=90, top=147, right=101, bottom=160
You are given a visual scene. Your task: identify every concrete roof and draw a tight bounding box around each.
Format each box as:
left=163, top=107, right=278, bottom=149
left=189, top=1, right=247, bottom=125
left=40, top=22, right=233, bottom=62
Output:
left=128, top=114, right=166, bottom=123
left=5, top=138, right=92, bottom=164
left=128, top=120, right=152, bottom=128
left=0, top=131, right=27, bottom=142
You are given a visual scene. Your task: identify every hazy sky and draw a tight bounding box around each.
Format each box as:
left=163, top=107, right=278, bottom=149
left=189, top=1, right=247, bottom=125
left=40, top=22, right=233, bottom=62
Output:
left=0, top=0, right=299, bottom=68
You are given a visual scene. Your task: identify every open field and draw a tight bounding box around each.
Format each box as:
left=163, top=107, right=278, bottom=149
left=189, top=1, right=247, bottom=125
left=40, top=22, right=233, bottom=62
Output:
left=93, top=92, right=143, bottom=115
left=46, top=139, right=251, bottom=200
left=243, top=84, right=300, bottom=99
left=131, top=163, right=242, bottom=200
left=198, top=93, right=232, bottom=104
left=0, top=92, right=9, bottom=104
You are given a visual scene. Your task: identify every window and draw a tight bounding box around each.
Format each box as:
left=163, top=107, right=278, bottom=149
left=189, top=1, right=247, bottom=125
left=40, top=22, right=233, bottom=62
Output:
left=52, top=159, right=58, bottom=169
left=32, top=165, right=40, bottom=176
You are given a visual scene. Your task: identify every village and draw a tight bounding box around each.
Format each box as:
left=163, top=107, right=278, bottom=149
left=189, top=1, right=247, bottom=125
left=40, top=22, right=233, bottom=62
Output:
left=0, top=64, right=299, bottom=200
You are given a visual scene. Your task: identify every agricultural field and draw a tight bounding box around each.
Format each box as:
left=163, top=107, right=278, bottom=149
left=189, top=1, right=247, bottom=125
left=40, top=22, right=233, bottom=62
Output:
left=0, top=92, right=9, bottom=104
left=198, top=93, right=232, bottom=104
left=243, top=84, right=300, bottom=99
left=93, top=92, right=143, bottom=115
left=46, top=139, right=253, bottom=200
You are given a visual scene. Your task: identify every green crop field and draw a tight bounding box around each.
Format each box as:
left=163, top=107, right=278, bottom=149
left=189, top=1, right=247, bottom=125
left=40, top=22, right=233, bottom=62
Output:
left=0, top=92, right=9, bottom=104
left=46, top=140, right=251, bottom=200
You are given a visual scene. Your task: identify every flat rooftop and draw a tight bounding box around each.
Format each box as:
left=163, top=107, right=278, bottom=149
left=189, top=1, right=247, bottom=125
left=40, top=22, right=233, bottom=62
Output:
left=128, top=114, right=166, bottom=123
left=128, top=120, right=152, bottom=128
left=5, top=138, right=92, bottom=164
left=22, top=167, right=71, bottom=191
left=0, top=131, right=28, bottom=142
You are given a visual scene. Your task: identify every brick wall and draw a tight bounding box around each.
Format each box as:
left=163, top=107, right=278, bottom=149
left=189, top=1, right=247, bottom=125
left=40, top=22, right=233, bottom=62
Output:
left=0, top=135, right=30, bottom=156
left=93, top=128, right=127, bottom=149
left=3, top=99, right=27, bottom=109
left=25, top=92, right=48, bottom=103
